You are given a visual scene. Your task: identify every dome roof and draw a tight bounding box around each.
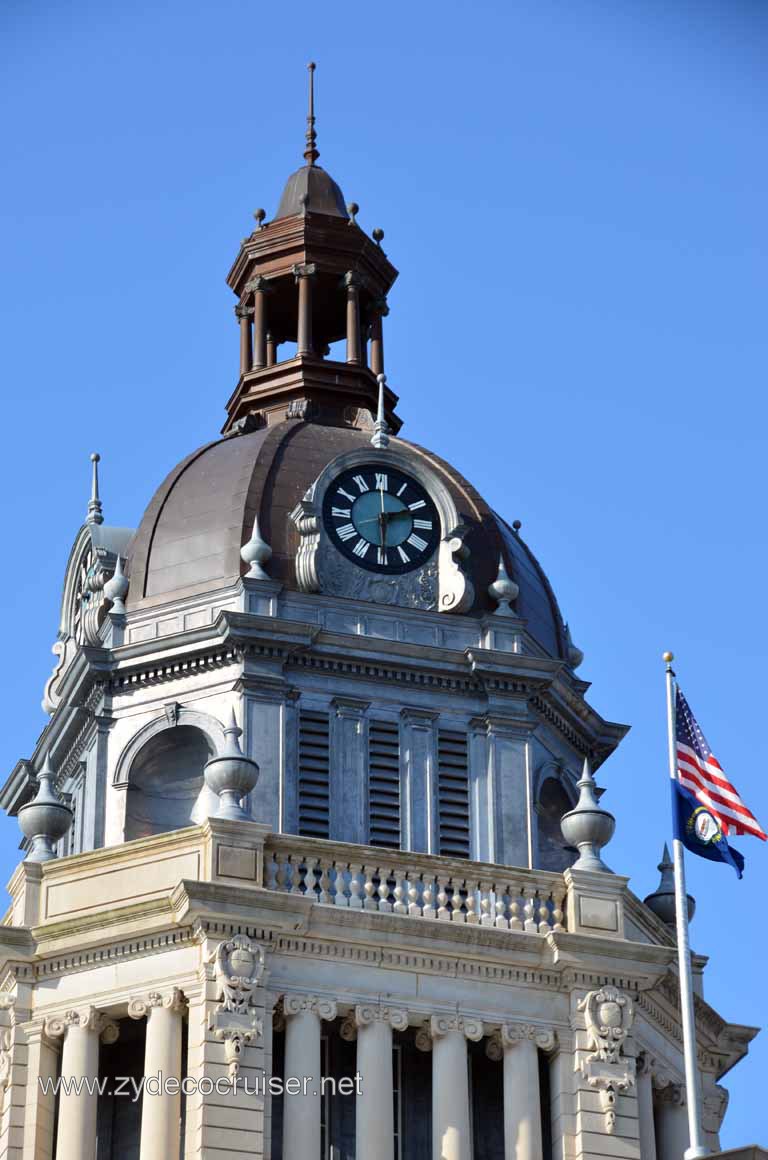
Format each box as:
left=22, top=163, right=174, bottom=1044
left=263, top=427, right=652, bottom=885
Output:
left=126, top=419, right=571, bottom=662
left=275, top=164, right=348, bottom=220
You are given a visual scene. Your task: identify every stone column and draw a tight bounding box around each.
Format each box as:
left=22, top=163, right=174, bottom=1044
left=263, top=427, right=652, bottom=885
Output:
left=282, top=995, right=336, bottom=1160
left=655, top=1083, right=689, bottom=1160
left=369, top=298, right=388, bottom=376
left=343, top=271, right=363, bottom=365
left=45, top=1007, right=118, bottom=1160
left=487, top=1023, right=554, bottom=1160
left=235, top=303, right=253, bottom=376
left=128, top=988, right=186, bottom=1160
left=353, top=1005, right=408, bottom=1160
left=266, top=332, right=278, bottom=366
left=429, top=1014, right=483, bottom=1160
left=294, top=263, right=316, bottom=356
left=247, top=276, right=270, bottom=369
left=637, top=1054, right=658, bottom=1160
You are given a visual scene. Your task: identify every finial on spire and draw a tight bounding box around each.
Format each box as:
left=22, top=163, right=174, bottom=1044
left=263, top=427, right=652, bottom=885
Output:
left=86, top=452, right=104, bottom=526
left=371, top=374, right=391, bottom=450
left=560, top=757, right=616, bottom=873
left=304, top=61, right=319, bottom=166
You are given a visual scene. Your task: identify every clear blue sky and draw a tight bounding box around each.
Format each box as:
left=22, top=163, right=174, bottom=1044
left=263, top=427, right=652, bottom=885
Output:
left=2, top=0, right=766, bottom=1144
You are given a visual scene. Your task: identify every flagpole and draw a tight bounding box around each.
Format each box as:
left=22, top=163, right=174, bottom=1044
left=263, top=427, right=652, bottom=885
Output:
left=663, top=651, right=708, bottom=1159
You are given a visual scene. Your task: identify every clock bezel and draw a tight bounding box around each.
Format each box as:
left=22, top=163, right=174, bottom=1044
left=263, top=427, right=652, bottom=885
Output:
left=321, top=461, right=441, bottom=575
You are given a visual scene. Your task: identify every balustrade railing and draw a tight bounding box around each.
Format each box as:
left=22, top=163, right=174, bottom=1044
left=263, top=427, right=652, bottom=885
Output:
left=263, top=835, right=566, bottom=933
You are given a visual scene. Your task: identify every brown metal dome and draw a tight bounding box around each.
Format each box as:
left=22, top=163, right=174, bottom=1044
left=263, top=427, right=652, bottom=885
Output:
left=274, top=164, right=349, bottom=220
left=125, top=418, right=571, bottom=661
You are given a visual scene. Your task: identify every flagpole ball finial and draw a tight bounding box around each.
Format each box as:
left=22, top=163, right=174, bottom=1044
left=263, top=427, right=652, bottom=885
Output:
left=662, top=651, right=674, bottom=663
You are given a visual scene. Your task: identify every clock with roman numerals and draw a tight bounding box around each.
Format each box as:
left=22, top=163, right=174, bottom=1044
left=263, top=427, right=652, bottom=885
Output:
left=321, top=464, right=441, bottom=574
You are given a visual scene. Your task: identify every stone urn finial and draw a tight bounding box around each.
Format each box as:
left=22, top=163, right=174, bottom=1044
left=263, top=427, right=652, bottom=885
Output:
left=203, top=708, right=260, bottom=821
left=17, top=753, right=73, bottom=862
left=560, top=757, right=615, bottom=872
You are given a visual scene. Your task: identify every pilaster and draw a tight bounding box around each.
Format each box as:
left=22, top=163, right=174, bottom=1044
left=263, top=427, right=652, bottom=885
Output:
left=330, top=698, right=369, bottom=844
left=400, top=708, right=438, bottom=853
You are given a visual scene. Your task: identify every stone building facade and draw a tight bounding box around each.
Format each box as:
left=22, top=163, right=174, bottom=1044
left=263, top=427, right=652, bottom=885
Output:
left=0, top=69, right=756, bottom=1160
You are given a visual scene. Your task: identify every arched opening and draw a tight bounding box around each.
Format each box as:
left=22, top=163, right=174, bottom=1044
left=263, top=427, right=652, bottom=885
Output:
left=536, top=776, right=575, bottom=872
left=125, top=725, right=214, bottom=841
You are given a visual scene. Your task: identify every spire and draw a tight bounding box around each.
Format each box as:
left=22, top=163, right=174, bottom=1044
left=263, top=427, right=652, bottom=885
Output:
left=86, top=452, right=104, bottom=526
left=371, top=374, right=391, bottom=450
left=304, top=61, right=319, bottom=166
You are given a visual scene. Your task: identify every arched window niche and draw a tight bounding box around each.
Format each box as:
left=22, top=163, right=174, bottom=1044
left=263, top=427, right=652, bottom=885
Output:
left=115, top=708, right=226, bottom=843
left=534, top=763, right=578, bottom=873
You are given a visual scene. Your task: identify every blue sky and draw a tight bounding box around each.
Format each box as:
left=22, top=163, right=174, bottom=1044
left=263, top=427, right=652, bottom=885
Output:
left=1, top=0, right=767, bottom=1144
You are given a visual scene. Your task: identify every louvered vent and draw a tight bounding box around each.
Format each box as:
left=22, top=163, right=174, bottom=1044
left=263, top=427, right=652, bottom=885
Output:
left=369, top=719, right=401, bottom=848
left=298, top=710, right=330, bottom=839
left=437, top=729, right=470, bottom=858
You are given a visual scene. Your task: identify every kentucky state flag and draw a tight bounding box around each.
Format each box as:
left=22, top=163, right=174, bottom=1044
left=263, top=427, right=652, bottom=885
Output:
left=672, top=780, right=745, bottom=879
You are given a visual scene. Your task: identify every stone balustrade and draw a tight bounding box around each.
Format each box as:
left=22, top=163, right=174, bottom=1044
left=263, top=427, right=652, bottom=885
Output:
left=264, top=835, right=567, bottom=933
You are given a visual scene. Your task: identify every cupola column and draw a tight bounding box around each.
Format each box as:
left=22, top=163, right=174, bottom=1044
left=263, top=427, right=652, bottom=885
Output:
left=45, top=1007, right=119, bottom=1160
left=282, top=995, right=337, bottom=1160
left=235, top=303, right=253, bottom=376
left=294, top=263, right=317, bottom=356
left=128, top=988, right=186, bottom=1160
left=246, top=276, right=270, bottom=369
left=343, top=270, right=363, bottom=365
left=428, top=1015, right=483, bottom=1160
left=369, top=297, right=388, bottom=376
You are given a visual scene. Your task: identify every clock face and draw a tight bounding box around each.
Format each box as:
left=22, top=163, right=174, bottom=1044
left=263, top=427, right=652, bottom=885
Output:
left=322, top=464, right=440, bottom=574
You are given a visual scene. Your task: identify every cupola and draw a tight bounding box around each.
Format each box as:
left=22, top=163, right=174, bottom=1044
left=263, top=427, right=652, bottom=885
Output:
left=224, top=63, right=399, bottom=435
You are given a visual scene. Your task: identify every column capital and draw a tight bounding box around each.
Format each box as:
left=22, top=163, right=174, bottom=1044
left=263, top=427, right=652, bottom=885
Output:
left=293, top=262, right=317, bottom=280
left=245, top=275, right=271, bottom=294
left=501, top=1022, right=556, bottom=1052
left=355, top=1004, right=408, bottom=1032
left=283, top=993, right=337, bottom=1022
left=430, top=1013, right=483, bottom=1042
left=331, top=696, right=370, bottom=719
left=235, top=303, right=254, bottom=320
left=342, top=269, right=364, bottom=290
left=370, top=295, right=389, bottom=317
left=127, top=988, right=187, bottom=1020
left=45, top=1007, right=119, bottom=1044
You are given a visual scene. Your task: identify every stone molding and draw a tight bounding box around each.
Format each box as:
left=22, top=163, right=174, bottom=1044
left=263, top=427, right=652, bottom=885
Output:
left=127, top=987, right=187, bottom=1020
left=44, top=1006, right=119, bottom=1044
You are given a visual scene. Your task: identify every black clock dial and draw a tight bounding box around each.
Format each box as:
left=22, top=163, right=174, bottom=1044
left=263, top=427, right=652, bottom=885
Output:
left=322, top=464, right=440, bottom=574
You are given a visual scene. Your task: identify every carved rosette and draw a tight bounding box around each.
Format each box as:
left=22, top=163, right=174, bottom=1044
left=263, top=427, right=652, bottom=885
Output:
left=127, top=988, right=187, bottom=1021
left=210, top=937, right=266, bottom=1079
left=44, top=1007, right=119, bottom=1045
left=576, top=986, right=636, bottom=1135
left=486, top=1022, right=557, bottom=1060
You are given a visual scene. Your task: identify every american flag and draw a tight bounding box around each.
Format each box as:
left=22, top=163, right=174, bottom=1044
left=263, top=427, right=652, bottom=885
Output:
left=676, top=688, right=766, bottom=841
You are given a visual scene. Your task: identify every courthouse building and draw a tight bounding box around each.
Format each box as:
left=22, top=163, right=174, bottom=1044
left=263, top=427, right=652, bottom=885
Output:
left=0, top=70, right=757, bottom=1160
